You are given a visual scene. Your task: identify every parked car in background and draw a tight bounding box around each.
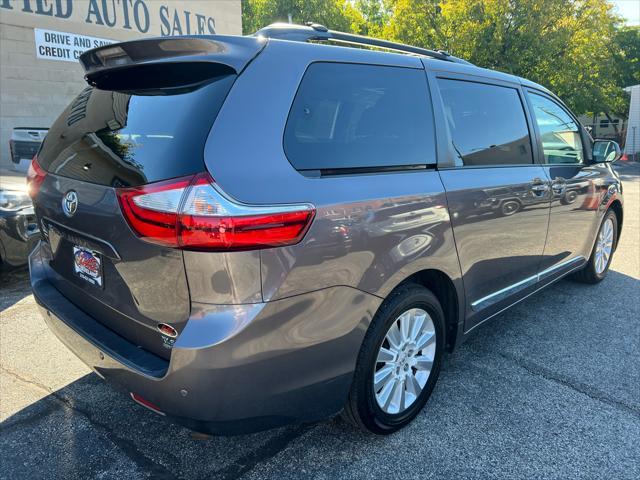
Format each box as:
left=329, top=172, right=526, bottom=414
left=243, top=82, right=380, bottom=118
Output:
left=9, top=127, right=48, bottom=172
left=28, top=24, right=623, bottom=436
left=0, top=173, right=39, bottom=270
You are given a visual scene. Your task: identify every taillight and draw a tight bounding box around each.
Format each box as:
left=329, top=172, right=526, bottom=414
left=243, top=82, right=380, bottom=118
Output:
left=26, top=156, right=47, bottom=199
left=116, top=176, right=191, bottom=247
left=116, top=173, right=315, bottom=251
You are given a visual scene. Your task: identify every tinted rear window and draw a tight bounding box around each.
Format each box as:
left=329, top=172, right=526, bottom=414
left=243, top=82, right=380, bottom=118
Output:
left=38, top=73, right=235, bottom=187
left=284, top=62, right=435, bottom=172
left=438, top=79, right=532, bottom=167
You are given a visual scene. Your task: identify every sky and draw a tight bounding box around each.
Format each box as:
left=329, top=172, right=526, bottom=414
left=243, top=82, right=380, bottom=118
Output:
left=611, top=0, right=640, bottom=26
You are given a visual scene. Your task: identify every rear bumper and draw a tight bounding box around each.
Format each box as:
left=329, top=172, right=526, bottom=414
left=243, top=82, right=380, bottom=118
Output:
left=30, top=242, right=381, bottom=435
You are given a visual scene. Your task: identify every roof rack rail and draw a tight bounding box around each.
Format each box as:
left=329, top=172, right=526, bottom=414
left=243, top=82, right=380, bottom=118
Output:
left=253, top=22, right=472, bottom=65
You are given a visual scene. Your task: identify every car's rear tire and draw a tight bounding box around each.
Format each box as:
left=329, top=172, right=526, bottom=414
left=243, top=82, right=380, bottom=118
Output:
left=501, top=199, right=521, bottom=216
left=571, top=209, right=618, bottom=284
left=342, top=283, right=445, bottom=434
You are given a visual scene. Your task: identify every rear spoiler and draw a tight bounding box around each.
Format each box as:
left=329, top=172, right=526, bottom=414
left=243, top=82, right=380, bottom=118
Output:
left=79, top=35, right=266, bottom=85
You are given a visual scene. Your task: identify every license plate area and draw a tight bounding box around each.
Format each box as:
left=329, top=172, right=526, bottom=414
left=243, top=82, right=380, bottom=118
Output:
left=73, top=246, right=103, bottom=287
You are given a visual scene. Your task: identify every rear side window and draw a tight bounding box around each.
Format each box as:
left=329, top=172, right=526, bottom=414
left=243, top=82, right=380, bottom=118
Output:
left=38, top=71, right=235, bottom=187
left=437, top=79, right=532, bottom=167
left=284, top=62, right=435, bottom=172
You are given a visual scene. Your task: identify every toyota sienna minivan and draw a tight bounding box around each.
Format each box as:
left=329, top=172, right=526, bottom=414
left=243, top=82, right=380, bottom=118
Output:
left=28, top=23, right=624, bottom=435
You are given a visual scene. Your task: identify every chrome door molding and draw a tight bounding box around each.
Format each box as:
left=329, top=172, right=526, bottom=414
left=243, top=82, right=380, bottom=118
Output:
left=470, top=255, right=586, bottom=312
left=465, top=255, right=587, bottom=335
left=537, top=255, right=585, bottom=281
left=470, top=275, right=538, bottom=312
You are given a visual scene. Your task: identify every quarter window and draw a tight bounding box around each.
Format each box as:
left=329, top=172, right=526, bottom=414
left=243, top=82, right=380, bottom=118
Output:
left=437, top=79, right=533, bottom=167
left=527, top=93, right=584, bottom=164
left=284, top=62, right=435, bottom=171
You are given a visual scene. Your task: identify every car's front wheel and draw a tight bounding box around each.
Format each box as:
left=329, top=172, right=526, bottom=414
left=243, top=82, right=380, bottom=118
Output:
left=342, top=284, right=445, bottom=434
left=572, top=209, right=618, bottom=284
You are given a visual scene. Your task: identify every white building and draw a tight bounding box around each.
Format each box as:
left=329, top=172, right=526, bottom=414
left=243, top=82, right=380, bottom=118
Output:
left=0, top=0, right=242, bottom=167
left=624, top=85, right=640, bottom=159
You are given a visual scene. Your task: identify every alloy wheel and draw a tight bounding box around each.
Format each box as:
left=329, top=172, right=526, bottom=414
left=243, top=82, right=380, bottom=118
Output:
left=594, top=217, right=614, bottom=275
left=373, top=308, right=436, bottom=414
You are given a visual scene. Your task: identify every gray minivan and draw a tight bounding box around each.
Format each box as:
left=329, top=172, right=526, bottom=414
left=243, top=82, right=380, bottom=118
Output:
left=28, top=24, right=624, bottom=435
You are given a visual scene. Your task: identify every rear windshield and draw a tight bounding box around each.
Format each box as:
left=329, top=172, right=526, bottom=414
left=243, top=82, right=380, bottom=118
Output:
left=38, top=74, right=235, bottom=187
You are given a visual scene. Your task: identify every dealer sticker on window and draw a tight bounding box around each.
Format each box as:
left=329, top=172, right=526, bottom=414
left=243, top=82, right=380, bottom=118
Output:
left=73, top=246, right=103, bottom=287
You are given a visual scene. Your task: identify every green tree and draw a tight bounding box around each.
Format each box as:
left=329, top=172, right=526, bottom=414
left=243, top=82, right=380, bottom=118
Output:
left=601, top=25, right=640, bottom=137
left=353, top=0, right=391, bottom=36
left=381, top=0, right=626, bottom=116
left=242, top=0, right=364, bottom=35
left=614, top=26, right=640, bottom=88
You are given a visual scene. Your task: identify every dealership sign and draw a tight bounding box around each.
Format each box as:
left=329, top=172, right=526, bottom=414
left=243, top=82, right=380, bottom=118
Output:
left=1, top=1, right=218, bottom=36
left=35, top=28, right=114, bottom=62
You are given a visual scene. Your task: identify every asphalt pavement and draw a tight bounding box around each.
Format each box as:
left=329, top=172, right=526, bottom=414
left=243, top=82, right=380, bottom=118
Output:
left=1, top=162, right=639, bottom=480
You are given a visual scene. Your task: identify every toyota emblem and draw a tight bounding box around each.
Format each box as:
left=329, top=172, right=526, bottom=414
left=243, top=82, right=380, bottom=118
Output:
left=62, top=190, right=78, bottom=217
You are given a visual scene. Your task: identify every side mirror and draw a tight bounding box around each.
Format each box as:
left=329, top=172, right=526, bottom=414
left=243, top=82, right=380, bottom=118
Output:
left=593, top=139, right=621, bottom=163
